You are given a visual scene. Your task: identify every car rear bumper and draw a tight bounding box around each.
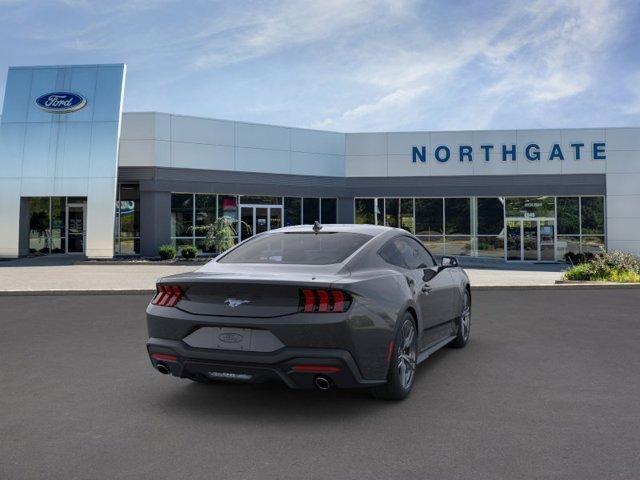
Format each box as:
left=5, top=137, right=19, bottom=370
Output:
left=147, top=337, right=386, bottom=389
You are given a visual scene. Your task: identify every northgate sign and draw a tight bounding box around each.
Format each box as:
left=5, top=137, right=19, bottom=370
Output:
left=412, top=142, right=606, bottom=163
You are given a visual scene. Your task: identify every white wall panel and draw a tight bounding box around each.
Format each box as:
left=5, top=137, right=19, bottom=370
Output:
left=388, top=153, right=431, bottom=176
left=118, top=140, right=158, bottom=167
left=291, top=128, right=344, bottom=155
left=472, top=152, right=518, bottom=176
left=346, top=133, right=387, bottom=156
left=236, top=147, right=289, bottom=174
left=606, top=173, right=640, bottom=196
left=516, top=129, right=562, bottom=154
left=120, top=113, right=157, bottom=140
left=171, top=142, right=234, bottom=171
left=606, top=128, right=640, bottom=151
left=387, top=132, right=429, bottom=156
left=171, top=115, right=234, bottom=146
left=605, top=150, right=640, bottom=174
left=236, top=122, right=290, bottom=150
left=605, top=195, right=640, bottom=218
left=290, top=152, right=343, bottom=176
left=345, top=154, right=387, bottom=176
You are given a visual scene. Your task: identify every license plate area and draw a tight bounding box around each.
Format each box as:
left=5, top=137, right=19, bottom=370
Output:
left=182, top=326, right=284, bottom=352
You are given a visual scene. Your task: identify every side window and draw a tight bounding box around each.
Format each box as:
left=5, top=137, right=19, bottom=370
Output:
left=395, top=236, right=436, bottom=269
left=379, top=240, right=408, bottom=269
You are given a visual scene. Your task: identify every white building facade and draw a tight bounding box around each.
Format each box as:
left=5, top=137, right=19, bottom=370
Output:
left=1, top=64, right=639, bottom=261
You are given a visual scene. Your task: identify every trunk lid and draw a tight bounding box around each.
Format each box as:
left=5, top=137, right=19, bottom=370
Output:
left=161, top=263, right=349, bottom=318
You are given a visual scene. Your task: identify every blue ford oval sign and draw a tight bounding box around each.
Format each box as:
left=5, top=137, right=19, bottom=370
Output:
left=35, top=92, right=87, bottom=114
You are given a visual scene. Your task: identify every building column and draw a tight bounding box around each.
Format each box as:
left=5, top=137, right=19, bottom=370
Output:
left=337, top=197, right=354, bottom=224
left=140, top=189, right=171, bottom=257
left=18, top=197, right=30, bottom=256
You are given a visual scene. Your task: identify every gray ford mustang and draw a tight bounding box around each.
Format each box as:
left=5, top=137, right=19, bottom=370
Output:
left=146, top=224, right=471, bottom=400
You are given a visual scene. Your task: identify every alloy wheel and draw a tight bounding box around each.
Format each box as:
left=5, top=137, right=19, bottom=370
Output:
left=460, top=292, right=471, bottom=341
left=398, top=320, right=417, bottom=390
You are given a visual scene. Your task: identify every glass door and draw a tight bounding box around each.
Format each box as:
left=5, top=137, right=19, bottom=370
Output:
left=540, top=220, right=556, bottom=261
left=522, top=220, right=538, bottom=260
left=66, top=203, right=85, bottom=254
left=506, top=220, right=522, bottom=260
left=505, top=218, right=556, bottom=261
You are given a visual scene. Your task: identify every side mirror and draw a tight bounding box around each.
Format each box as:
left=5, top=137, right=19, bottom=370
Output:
left=422, top=268, right=437, bottom=282
left=440, top=256, right=458, bottom=268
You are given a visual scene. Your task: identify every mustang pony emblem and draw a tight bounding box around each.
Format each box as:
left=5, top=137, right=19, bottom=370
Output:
left=225, top=298, right=251, bottom=308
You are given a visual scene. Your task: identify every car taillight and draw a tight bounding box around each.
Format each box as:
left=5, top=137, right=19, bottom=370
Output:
left=152, top=285, right=184, bottom=307
left=299, top=289, right=352, bottom=313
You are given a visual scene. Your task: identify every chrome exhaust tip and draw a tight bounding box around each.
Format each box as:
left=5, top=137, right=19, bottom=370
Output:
left=156, top=363, right=170, bottom=375
left=314, top=375, right=332, bottom=390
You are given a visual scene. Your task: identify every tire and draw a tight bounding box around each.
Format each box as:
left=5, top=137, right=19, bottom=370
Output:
left=449, top=288, right=471, bottom=348
left=372, top=313, right=418, bottom=401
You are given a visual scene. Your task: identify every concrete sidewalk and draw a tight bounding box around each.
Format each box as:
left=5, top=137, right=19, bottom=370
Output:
left=0, top=256, right=567, bottom=293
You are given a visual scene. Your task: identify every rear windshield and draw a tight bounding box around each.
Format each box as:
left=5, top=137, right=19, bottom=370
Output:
left=218, top=232, right=372, bottom=265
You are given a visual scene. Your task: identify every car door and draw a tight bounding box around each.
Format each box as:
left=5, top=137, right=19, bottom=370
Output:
left=392, top=236, right=454, bottom=347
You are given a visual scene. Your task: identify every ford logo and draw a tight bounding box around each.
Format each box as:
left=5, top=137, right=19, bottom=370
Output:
left=35, top=92, right=87, bottom=114
left=218, top=333, right=243, bottom=344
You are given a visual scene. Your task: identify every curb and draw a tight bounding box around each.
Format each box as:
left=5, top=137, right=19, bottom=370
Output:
left=473, top=283, right=640, bottom=291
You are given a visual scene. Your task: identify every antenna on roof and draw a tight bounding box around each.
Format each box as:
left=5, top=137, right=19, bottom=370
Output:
left=312, top=221, right=323, bottom=234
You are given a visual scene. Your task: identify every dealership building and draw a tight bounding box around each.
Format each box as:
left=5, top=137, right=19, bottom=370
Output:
left=1, top=63, right=639, bottom=261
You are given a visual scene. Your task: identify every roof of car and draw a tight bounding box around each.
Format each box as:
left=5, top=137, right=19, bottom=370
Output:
left=269, top=224, right=397, bottom=236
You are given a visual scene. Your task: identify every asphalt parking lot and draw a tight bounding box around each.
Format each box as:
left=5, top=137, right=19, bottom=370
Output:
left=1, top=288, right=639, bottom=480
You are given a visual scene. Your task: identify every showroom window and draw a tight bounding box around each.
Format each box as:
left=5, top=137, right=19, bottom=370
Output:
left=171, top=194, right=337, bottom=252
left=28, top=196, right=87, bottom=255
left=556, top=196, right=606, bottom=256
left=354, top=195, right=605, bottom=260
left=171, top=193, right=223, bottom=253
left=476, top=197, right=505, bottom=258
left=284, top=197, right=337, bottom=225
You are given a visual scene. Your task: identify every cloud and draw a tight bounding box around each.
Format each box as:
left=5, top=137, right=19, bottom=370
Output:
left=314, top=0, right=625, bottom=130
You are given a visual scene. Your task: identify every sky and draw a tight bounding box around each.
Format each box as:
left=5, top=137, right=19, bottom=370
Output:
left=0, top=0, right=639, bottom=132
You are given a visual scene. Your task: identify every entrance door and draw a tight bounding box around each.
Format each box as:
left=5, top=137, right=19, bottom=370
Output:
left=66, top=203, right=86, bottom=254
left=240, top=205, right=283, bottom=241
left=505, top=218, right=555, bottom=261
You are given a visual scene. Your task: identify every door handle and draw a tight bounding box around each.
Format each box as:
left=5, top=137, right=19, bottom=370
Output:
left=421, top=284, right=433, bottom=294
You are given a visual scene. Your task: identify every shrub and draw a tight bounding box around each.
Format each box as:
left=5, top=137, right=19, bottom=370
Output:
left=564, top=251, right=596, bottom=265
left=158, top=244, right=176, bottom=260
left=180, top=245, right=198, bottom=259
left=564, top=263, right=595, bottom=280
left=563, top=250, right=640, bottom=282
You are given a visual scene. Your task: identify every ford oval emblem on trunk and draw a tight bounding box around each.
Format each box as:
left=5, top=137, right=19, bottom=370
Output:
left=35, top=92, right=87, bottom=114
left=218, top=333, right=243, bottom=343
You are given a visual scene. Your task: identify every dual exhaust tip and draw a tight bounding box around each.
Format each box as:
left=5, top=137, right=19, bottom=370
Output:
left=314, top=375, right=332, bottom=390
left=156, top=363, right=170, bottom=375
